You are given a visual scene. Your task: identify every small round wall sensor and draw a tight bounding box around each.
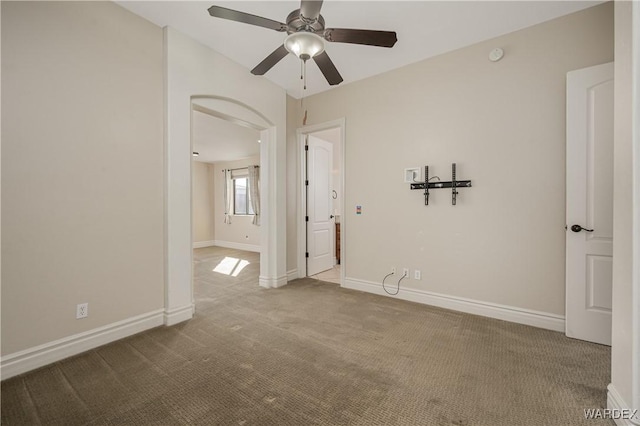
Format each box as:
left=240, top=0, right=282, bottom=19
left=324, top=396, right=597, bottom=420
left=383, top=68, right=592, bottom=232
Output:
left=489, top=47, right=504, bottom=62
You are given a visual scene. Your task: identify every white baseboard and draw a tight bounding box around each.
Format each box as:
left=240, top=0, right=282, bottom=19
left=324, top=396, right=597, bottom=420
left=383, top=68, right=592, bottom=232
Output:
left=1, top=309, right=165, bottom=381
left=163, top=304, right=194, bottom=326
left=287, top=269, right=298, bottom=281
left=608, top=384, right=640, bottom=425
left=193, top=240, right=215, bottom=249
left=213, top=240, right=261, bottom=253
left=259, top=275, right=288, bottom=289
left=343, top=277, right=565, bottom=332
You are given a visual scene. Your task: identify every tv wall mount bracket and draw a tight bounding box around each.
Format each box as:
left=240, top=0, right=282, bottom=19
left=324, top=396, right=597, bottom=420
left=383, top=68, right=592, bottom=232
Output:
left=410, top=163, right=472, bottom=205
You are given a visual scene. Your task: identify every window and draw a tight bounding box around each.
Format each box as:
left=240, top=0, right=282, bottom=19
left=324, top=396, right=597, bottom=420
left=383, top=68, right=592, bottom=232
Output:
left=233, top=176, right=254, bottom=215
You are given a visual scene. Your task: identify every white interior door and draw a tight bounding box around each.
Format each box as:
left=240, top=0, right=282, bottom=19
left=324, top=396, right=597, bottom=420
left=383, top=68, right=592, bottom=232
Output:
left=307, top=135, right=334, bottom=276
left=566, top=62, right=614, bottom=346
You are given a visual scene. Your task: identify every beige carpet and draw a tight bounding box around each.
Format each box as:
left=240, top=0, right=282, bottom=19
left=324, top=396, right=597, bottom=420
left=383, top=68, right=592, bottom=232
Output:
left=1, top=246, right=612, bottom=425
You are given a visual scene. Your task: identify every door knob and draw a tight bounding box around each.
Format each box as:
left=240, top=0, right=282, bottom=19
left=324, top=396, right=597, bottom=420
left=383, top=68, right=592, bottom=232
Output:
left=571, top=224, right=594, bottom=233
left=330, top=215, right=335, bottom=219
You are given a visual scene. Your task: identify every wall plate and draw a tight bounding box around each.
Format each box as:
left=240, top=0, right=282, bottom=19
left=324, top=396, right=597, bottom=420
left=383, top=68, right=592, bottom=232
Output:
left=404, top=167, right=421, bottom=183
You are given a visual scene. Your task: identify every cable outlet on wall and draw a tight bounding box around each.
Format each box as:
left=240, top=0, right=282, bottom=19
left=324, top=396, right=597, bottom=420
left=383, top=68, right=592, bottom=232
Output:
left=76, top=303, right=88, bottom=319
left=391, top=267, right=396, bottom=274
left=404, top=167, right=421, bottom=183
left=414, top=270, right=421, bottom=280
left=402, top=268, right=410, bottom=278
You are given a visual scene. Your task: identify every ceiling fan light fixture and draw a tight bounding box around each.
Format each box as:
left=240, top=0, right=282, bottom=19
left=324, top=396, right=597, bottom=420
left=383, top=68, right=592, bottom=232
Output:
left=284, top=32, right=324, bottom=61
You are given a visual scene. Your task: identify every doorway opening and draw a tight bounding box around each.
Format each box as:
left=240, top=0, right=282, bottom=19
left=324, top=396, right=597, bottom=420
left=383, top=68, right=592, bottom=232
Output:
left=297, top=119, right=345, bottom=285
left=190, top=96, right=272, bottom=302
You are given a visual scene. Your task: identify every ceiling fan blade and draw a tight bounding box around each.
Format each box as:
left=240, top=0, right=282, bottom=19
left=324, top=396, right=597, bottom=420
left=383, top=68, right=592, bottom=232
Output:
left=251, top=45, right=289, bottom=75
left=313, top=51, right=343, bottom=86
left=208, top=5, right=287, bottom=32
left=300, top=0, right=323, bottom=21
left=324, top=28, right=397, bottom=48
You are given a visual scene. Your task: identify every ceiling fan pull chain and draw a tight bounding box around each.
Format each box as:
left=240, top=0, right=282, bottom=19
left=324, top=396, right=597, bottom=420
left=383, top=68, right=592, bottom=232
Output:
left=303, top=59, right=307, bottom=90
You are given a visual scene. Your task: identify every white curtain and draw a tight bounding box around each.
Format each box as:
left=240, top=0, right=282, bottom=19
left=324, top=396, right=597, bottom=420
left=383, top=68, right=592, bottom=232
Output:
left=223, top=169, right=233, bottom=224
left=248, top=165, right=260, bottom=225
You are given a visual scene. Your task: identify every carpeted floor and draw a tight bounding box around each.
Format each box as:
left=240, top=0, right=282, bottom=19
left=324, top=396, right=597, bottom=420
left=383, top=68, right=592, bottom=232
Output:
left=2, top=246, right=612, bottom=425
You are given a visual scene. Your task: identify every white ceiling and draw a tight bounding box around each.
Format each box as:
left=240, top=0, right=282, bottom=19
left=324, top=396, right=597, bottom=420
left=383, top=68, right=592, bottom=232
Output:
left=192, top=109, right=260, bottom=163
left=118, top=1, right=602, bottom=98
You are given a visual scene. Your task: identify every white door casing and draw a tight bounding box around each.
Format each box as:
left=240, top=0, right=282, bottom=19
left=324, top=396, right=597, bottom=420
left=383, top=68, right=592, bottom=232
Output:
left=566, top=62, right=614, bottom=346
left=306, top=135, right=334, bottom=276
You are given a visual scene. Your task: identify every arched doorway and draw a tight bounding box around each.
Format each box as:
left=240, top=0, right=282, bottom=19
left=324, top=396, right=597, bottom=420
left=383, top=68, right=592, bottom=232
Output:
left=190, top=96, right=272, bottom=294
left=164, top=94, right=284, bottom=326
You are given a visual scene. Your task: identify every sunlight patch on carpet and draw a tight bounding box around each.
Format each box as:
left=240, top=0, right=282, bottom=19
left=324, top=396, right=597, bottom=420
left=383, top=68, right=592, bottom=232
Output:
left=213, top=257, right=250, bottom=277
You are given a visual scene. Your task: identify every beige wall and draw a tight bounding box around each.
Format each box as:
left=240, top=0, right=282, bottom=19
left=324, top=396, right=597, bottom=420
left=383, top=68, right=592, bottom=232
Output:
left=2, top=2, right=164, bottom=355
left=213, top=156, right=261, bottom=249
left=192, top=161, right=215, bottom=244
left=1, top=2, right=164, bottom=354
left=290, top=3, right=614, bottom=315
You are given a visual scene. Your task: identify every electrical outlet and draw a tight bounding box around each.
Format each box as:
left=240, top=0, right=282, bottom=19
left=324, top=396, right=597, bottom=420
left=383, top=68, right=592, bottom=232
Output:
left=402, top=268, right=409, bottom=278
left=391, top=267, right=396, bottom=274
left=76, top=303, right=88, bottom=319
left=414, top=270, right=422, bottom=280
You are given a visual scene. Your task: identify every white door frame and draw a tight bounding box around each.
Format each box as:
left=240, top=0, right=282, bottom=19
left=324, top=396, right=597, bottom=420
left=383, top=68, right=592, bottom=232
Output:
left=631, top=1, right=640, bottom=412
left=296, top=118, right=346, bottom=284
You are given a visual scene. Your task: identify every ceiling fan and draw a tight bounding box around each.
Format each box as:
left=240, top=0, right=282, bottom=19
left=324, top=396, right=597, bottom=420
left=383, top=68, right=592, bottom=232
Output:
left=208, top=1, right=398, bottom=87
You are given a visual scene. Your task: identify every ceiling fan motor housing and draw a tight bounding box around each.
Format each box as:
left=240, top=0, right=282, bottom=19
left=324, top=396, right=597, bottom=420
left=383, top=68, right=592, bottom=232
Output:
left=286, top=9, right=325, bottom=34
